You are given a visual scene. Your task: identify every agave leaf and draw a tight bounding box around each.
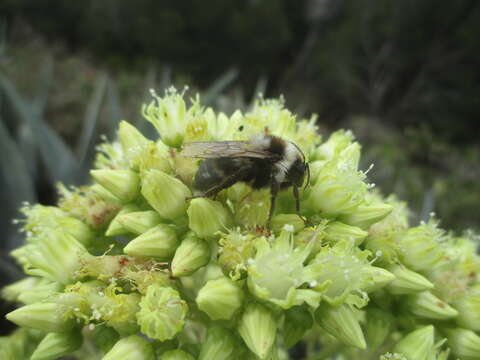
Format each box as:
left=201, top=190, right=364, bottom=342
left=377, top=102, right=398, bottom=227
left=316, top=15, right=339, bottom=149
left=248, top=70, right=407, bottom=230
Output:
left=106, top=77, right=123, bottom=139
left=32, top=57, right=54, bottom=115
left=0, top=72, right=80, bottom=184
left=78, top=71, right=108, bottom=167
left=202, top=68, right=238, bottom=106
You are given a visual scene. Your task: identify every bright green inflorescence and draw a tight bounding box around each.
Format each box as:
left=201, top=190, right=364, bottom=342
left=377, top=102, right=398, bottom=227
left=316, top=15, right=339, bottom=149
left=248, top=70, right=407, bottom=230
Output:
left=3, top=87, right=480, bottom=359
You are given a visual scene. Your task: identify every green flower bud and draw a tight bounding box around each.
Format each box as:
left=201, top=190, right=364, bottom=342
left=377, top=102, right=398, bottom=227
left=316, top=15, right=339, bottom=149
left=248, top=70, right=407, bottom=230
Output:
left=117, top=210, right=162, bottom=235
left=17, top=281, right=62, bottom=304
left=141, top=169, right=191, bottom=220
left=199, top=326, right=237, bottom=360
left=315, top=303, right=366, bottom=350
left=238, top=303, right=277, bottom=359
left=188, top=198, right=232, bottom=238
left=283, top=306, right=313, bottom=349
left=89, top=324, right=119, bottom=354
left=160, top=349, right=195, bottom=360
left=90, top=169, right=140, bottom=202
left=365, top=308, right=393, bottom=349
left=309, top=143, right=367, bottom=217
left=1, top=277, right=41, bottom=302
left=118, top=120, right=150, bottom=163
left=137, top=284, right=188, bottom=341
left=218, top=229, right=256, bottom=279
left=142, top=88, right=187, bottom=148
left=340, top=202, right=393, bottom=229
left=105, top=204, right=140, bottom=236
left=314, top=129, right=355, bottom=161
left=380, top=353, right=407, bottom=360
left=0, top=328, right=43, bottom=359
left=103, top=335, right=155, bottom=360
left=124, top=224, right=179, bottom=259
left=271, top=214, right=305, bottom=234
left=30, top=331, right=82, bottom=360
left=396, top=219, right=446, bottom=271
left=362, top=267, right=396, bottom=292
left=386, top=264, right=434, bottom=295
left=171, top=232, right=210, bottom=277
left=445, top=328, right=480, bottom=360
left=12, top=231, right=93, bottom=284
left=234, top=189, right=270, bottom=228
left=6, top=303, right=74, bottom=332
left=406, top=291, right=458, bottom=320
left=453, top=290, right=480, bottom=331
left=393, top=325, right=435, bottom=360
left=196, top=277, right=244, bottom=320
left=90, top=183, right=122, bottom=204
left=324, top=221, right=368, bottom=246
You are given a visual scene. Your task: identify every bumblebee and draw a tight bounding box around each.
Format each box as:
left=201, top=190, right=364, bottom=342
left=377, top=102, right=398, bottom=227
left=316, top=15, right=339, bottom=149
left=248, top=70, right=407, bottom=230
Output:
left=181, top=134, right=310, bottom=227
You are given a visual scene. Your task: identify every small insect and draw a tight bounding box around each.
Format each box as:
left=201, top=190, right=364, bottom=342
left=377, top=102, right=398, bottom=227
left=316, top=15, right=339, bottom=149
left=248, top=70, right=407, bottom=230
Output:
left=181, top=134, right=310, bottom=227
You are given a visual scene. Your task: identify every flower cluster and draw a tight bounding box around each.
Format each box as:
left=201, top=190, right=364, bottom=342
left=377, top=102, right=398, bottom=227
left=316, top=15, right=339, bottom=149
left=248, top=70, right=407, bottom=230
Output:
left=2, top=88, right=480, bottom=360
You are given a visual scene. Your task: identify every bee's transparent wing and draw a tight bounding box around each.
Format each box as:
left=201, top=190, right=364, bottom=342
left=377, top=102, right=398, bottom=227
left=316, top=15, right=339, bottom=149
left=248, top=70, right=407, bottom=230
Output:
left=181, top=141, right=275, bottom=159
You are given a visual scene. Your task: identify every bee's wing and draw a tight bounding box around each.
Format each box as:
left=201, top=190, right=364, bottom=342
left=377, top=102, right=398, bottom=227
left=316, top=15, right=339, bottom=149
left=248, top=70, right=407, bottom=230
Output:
left=181, top=141, right=276, bottom=159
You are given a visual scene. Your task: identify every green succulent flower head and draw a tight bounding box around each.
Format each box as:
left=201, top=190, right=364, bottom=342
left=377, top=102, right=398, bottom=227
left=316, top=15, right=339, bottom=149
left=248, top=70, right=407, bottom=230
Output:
left=3, top=87, right=480, bottom=360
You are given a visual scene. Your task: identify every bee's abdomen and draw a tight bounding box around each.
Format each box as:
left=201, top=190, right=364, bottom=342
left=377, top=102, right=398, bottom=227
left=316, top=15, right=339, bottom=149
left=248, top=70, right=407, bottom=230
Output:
left=194, top=158, right=244, bottom=191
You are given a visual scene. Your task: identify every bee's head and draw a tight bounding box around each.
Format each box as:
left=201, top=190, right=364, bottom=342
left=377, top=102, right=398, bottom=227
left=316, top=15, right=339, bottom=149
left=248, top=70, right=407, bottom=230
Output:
left=287, top=158, right=310, bottom=188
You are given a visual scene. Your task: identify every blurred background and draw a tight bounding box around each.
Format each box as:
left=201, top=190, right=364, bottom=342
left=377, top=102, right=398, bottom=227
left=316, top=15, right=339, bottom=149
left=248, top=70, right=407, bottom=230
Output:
left=0, top=0, right=479, bottom=338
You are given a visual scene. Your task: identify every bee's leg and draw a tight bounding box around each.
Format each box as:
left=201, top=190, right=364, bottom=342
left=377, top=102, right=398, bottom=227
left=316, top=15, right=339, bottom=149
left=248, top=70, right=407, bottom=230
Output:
left=267, top=182, right=280, bottom=229
left=293, top=186, right=307, bottom=224
left=187, top=169, right=247, bottom=200
left=293, top=186, right=300, bottom=214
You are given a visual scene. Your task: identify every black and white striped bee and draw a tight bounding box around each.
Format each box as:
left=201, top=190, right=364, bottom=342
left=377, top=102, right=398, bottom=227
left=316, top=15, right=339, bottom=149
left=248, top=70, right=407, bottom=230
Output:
left=181, top=134, right=310, bottom=227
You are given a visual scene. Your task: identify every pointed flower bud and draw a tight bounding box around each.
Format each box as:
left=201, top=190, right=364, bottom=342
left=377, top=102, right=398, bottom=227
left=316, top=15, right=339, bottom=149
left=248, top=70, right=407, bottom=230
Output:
left=386, top=264, right=434, bottom=295
left=314, top=129, right=355, bottom=161
left=1, top=277, right=41, bottom=302
left=218, top=229, right=256, bottom=279
left=234, top=189, right=270, bottom=228
left=171, top=232, right=210, bottom=277
left=283, top=306, right=314, bottom=349
left=309, top=143, right=367, bottom=217
left=340, top=201, right=393, bottom=229
left=90, top=169, right=140, bottom=203
left=271, top=214, right=305, bottom=234
left=160, top=349, right=195, bottom=360
left=117, top=210, right=162, bottom=235
left=136, top=284, right=188, bottom=341
left=18, top=281, right=62, bottom=304
left=30, top=331, right=82, bottom=360
left=406, top=291, right=458, bottom=320
left=362, top=267, right=395, bottom=292
left=188, top=198, right=232, bottom=238
left=142, top=87, right=187, bottom=148
left=124, top=224, right=179, bottom=259
left=238, top=303, right=277, bottom=359
left=89, top=324, right=119, bottom=354
left=365, top=308, right=393, bottom=349
left=324, top=221, right=368, bottom=246
left=6, top=303, right=74, bottom=333
left=141, top=169, right=191, bottom=220
left=118, top=120, right=150, bottom=164
left=105, top=204, right=140, bottom=236
left=393, top=325, right=435, bottom=360
left=103, top=335, right=155, bottom=360
left=445, top=328, right=480, bottom=360
left=196, top=277, right=244, bottom=320
left=315, top=303, right=366, bottom=350
left=199, top=326, right=237, bottom=360
left=396, top=219, right=447, bottom=271
left=453, top=290, right=480, bottom=331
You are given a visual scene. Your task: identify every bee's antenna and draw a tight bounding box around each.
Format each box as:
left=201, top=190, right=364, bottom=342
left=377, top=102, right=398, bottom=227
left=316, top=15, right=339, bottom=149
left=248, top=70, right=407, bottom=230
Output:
left=305, top=163, right=311, bottom=189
